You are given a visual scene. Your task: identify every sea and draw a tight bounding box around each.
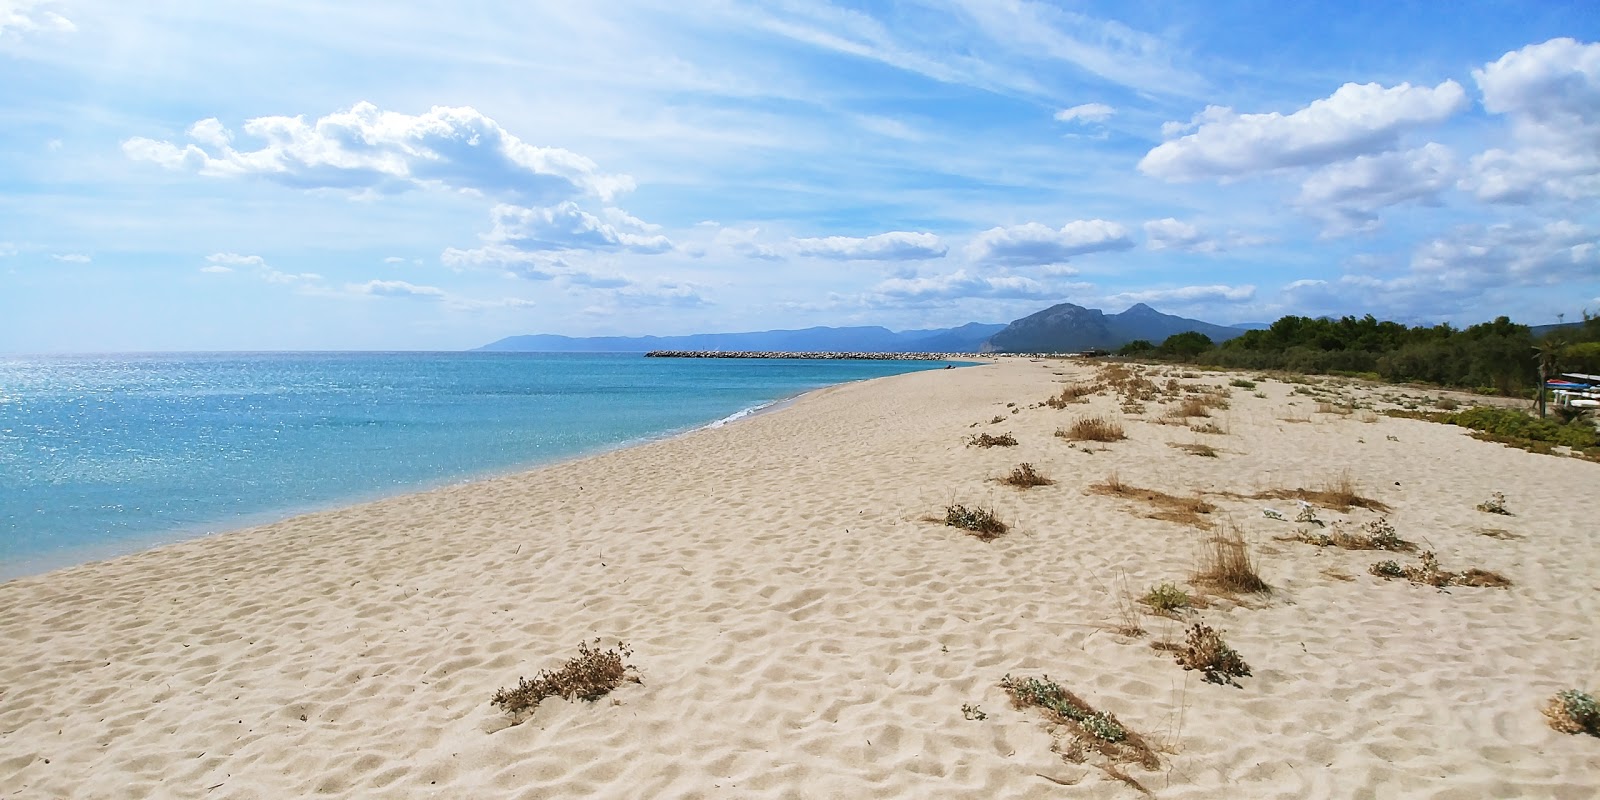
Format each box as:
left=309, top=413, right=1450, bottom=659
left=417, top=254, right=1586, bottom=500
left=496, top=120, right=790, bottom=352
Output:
left=0, top=352, right=963, bottom=580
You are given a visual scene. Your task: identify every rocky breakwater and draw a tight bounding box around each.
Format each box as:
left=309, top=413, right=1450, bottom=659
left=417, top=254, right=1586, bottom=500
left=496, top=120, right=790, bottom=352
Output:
left=645, top=350, right=958, bottom=360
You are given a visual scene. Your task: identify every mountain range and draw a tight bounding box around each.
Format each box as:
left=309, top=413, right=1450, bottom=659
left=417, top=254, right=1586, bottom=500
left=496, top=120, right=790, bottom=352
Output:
left=477, top=301, right=1244, bottom=354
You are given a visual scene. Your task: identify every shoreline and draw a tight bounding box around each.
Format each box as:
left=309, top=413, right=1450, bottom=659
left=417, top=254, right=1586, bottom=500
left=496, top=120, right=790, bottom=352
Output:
left=1, top=364, right=975, bottom=584
left=3, top=358, right=1596, bottom=798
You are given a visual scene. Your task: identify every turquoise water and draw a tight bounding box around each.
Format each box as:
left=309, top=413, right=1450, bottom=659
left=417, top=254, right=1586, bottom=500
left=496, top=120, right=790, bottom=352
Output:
left=0, top=352, right=959, bottom=579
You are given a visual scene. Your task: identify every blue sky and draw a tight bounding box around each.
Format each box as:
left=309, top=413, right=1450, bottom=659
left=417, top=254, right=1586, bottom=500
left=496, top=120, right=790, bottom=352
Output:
left=2, top=0, right=1597, bottom=351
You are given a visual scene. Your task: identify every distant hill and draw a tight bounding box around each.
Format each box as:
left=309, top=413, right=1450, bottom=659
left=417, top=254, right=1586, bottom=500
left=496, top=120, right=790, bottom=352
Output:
left=476, top=323, right=1007, bottom=354
left=1230, top=322, right=1273, bottom=331
left=983, top=302, right=1244, bottom=353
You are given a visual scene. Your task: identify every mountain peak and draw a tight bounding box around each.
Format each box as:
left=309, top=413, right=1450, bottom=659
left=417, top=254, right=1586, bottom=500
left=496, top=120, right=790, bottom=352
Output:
left=1121, top=303, right=1159, bottom=315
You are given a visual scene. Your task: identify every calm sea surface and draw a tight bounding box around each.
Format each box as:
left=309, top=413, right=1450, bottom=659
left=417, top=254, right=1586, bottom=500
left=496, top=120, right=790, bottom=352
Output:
left=0, top=352, right=961, bottom=579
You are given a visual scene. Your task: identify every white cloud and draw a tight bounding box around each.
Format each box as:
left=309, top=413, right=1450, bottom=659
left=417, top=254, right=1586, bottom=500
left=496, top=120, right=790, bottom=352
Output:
left=791, top=231, right=947, bottom=260
left=1140, top=80, right=1468, bottom=181
left=866, top=270, right=1063, bottom=306
left=1462, top=38, right=1600, bottom=203
left=51, top=253, right=90, bottom=263
left=1054, top=103, right=1115, bottom=124
left=347, top=279, right=448, bottom=300
left=1108, top=284, right=1255, bottom=305
left=1142, top=218, right=1215, bottom=252
left=123, top=102, right=634, bottom=203
left=1411, top=220, right=1598, bottom=286
left=382, top=256, right=407, bottom=264
left=966, top=220, right=1133, bottom=265
left=1297, top=143, right=1457, bottom=235
left=0, top=1, right=74, bottom=37
left=205, top=252, right=321, bottom=285
left=199, top=265, right=232, bottom=274
left=483, top=202, right=672, bottom=254
left=440, top=244, right=633, bottom=288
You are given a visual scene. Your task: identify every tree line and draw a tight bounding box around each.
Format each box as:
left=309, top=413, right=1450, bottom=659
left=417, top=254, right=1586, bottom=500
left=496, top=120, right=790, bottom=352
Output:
left=1117, top=312, right=1600, bottom=395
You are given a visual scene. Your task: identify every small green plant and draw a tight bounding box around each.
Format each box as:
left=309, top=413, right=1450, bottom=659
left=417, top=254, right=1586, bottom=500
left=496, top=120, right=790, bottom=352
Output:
left=967, top=432, right=1018, bottom=448
left=998, top=675, right=1157, bottom=768
left=1298, top=518, right=1413, bottom=551
left=1142, top=583, right=1192, bottom=615
left=1369, top=560, right=1405, bottom=579
left=1543, top=690, right=1600, bottom=736
left=1295, top=503, right=1322, bottom=526
left=491, top=640, right=639, bottom=723
left=961, top=703, right=987, bottom=721
left=1229, top=379, right=1257, bottom=389
left=1172, top=623, right=1251, bottom=687
left=1476, top=491, right=1510, bottom=515
left=943, top=504, right=1008, bottom=540
left=1001, top=462, right=1053, bottom=488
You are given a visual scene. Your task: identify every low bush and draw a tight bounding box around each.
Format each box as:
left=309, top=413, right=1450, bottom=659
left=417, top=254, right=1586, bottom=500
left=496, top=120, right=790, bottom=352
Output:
left=999, top=674, right=1158, bottom=769
left=1001, top=462, right=1053, bottom=488
left=968, top=432, right=1018, bottom=448
left=1142, top=583, right=1192, bottom=615
left=1368, top=551, right=1512, bottom=588
left=491, top=640, right=639, bottom=722
left=1476, top=491, right=1511, bottom=515
left=944, top=504, right=1008, bottom=540
left=1296, top=517, right=1414, bottom=551
left=1171, top=623, right=1251, bottom=687
left=1543, top=690, right=1600, bottom=736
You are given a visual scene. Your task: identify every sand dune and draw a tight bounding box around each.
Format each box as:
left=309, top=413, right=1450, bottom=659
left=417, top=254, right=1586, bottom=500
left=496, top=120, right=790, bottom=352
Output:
left=3, top=359, right=1598, bottom=798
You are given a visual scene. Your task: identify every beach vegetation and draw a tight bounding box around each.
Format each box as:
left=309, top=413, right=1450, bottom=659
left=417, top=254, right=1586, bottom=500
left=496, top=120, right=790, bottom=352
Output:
left=1387, top=406, right=1600, bottom=461
left=1090, top=472, right=1215, bottom=528
left=1194, top=523, right=1268, bottom=594
left=1253, top=470, right=1390, bottom=513
left=999, top=674, right=1159, bottom=769
left=943, top=504, right=1008, bottom=540
left=1170, top=623, right=1252, bottom=687
left=1294, top=517, right=1413, bottom=551
left=1141, top=583, right=1193, bottom=615
left=1543, top=690, right=1600, bottom=736
left=1046, top=382, right=1104, bottom=407
left=1169, top=442, right=1218, bottom=457
left=1368, top=551, right=1511, bottom=588
left=1001, top=462, right=1054, bottom=488
left=1058, top=416, right=1126, bottom=442
left=491, top=640, right=639, bottom=723
left=967, top=431, right=1018, bottom=448
left=1476, top=491, right=1510, bottom=515
left=962, top=703, right=987, bottom=721
left=1229, top=379, right=1257, bottom=389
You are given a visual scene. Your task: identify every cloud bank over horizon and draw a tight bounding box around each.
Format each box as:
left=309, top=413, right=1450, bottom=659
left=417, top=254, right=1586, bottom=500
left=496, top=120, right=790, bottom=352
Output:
left=1, top=2, right=1596, bottom=351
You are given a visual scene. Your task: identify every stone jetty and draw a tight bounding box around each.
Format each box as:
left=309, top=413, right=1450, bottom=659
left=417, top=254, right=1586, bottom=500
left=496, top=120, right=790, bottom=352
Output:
left=644, top=350, right=961, bottom=360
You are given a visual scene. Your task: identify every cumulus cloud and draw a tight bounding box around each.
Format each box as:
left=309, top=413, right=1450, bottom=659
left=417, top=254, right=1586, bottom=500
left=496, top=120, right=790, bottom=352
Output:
left=0, top=1, right=74, bottom=37
left=1142, top=218, right=1216, bottom=252
left=791, top=231, right=947, bottom=260
left=1055, top=103, right=1115, bottom=124
left=440, top=244, right=633, bottom=288
left=872, top=270, right=1055, bottom=302
left=966, top=220, right=1133, bottom=266
left=122, top=102, right=633, bottom=203
left=1108, top=284, right=1255, bottom=305
left=1140, top=81, right=1468, bottom=181
left=1411, top=220, right=1598, bottom=286
left=204, top=252, right=321, bottom=285
left=1297, top=143, right=1457, bottom=235
left=484, top=202, right=673, bottom=254
left=1462, top=38, right=1600, bottom=203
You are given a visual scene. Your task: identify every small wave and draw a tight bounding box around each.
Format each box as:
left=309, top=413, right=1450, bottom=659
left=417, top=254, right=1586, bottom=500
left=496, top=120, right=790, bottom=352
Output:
left=700, top=400, right=778, bottom=430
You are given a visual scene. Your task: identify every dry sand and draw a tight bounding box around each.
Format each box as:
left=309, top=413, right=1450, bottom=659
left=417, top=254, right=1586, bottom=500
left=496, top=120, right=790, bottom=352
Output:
left=2, top=359, right=1598, bottom=798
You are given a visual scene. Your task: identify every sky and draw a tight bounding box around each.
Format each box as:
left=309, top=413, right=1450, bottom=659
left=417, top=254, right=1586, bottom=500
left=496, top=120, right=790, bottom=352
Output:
left=2, top=0, right=1598, bottom=352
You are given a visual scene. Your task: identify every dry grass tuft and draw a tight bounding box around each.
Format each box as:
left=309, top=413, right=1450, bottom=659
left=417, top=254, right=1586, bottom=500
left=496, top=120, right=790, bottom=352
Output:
left=1000, top=674, right=1160, bottom=769
left=1001, top=462, right=1054, bottom=488
left=943, top=504, right=1009, bottom=541
left=1090, top=472, right=1216, bottom=528
left=1476, top=527, right=1522, bottom=540
left=1188, top=421, right=1228, bottom=435
left=1058, top=416, right=1126, bottom=442
left=1194, top=523, right=1269, bottom=594
left=1167, top=397, right=1211, bottom=420
left=1170, top=623, right=1252, bottom=687
left=1046, top=382, right=1105, bottom=408
left=967, top=431, right=1018, bottom=448
left=1255, top=470, right=1391, bottom=513
left=491, top=640, right=639, bottom=722
left=1542, top=690, right=1600, bottom=736
left=1168, top=442, right=1218, bottom=458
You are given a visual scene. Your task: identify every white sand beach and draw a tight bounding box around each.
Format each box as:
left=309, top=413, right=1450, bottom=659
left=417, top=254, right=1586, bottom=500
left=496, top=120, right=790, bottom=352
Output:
left=2, top=359, right=1597, bottom=798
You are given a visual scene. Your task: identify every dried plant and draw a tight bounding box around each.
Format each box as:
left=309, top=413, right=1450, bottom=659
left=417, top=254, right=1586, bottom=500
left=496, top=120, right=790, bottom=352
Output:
left=1170, top=623, right=1251, bottom=687
left=1476, top=491, right=1511, bottom=515
left=967, top=432, right=1018, bottom=448
left=491, top=640, right=639, bottom=722
left=1046, top=382, right=1104, bottom=408
left=962, top=703, right=988, bottom=721
left=943, top=504, right=1008, bottom=540
left=1091, top=473, right=1216, bottom=528
left=1542, top=690, right=1600, bottom=736
left=1368, top=551, right=1511, bottom=588
left=1058, top=417, right=1126, bottom=442
left=1253, top=470, right=1391, bottom=512
left=1194, top=523, right=1268, bottom=595
left=1001, top=463, right=1054, bottom=488
left=1169, top=442, right=1218, bottom=457
left=1189, top=421, right=1228, bottom=435
left=1296, top=517, right=1414, bottom=551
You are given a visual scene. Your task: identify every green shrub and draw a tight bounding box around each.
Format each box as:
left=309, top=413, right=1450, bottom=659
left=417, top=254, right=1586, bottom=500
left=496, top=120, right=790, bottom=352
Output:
left=1142, top=583, right=1192, bottom=614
